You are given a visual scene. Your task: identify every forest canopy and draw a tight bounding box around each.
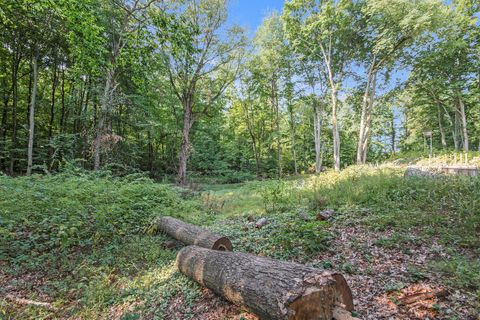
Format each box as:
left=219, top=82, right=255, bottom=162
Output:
left=0, top=0, right=478, bottom=183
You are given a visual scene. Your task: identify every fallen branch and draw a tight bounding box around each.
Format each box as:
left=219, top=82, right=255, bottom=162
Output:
left=398, top=289, right=447, bottom=306
left=5, top=294, right=55, bottom=310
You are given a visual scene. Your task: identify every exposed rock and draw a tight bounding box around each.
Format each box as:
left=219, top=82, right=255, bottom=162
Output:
left=255, top=218, right=268, bottom=228
left=317, top=209, right=336, bottom=221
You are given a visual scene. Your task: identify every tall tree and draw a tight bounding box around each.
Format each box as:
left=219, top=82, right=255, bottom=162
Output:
left=154, top=0, right=246, bottom=185
left=93, top=0, right=155, bottom=170
left=355, top=0, right=448, bottom=163
left=283, top=0, right=360, bottom=171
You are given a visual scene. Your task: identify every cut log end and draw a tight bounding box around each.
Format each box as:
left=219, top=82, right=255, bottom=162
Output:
left=288, top=273, right=354, bottom=320
left=289, top=286, right=337, bottom=320
left=212, top=236, right=233, bottom=251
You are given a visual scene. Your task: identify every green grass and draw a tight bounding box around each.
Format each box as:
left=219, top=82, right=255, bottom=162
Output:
left=1, top=164, right=479, bottom=318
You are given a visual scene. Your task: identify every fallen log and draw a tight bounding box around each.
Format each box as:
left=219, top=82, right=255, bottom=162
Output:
left=176, top=245, right=355, bottom=320
left=156, top=216, right=232, bottom=251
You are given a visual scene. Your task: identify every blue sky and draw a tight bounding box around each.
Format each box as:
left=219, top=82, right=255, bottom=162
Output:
left=228, top=0, right=285, bottom=35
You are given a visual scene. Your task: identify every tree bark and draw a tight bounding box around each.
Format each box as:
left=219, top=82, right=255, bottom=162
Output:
left=48, top=61, right=58, bottom=144
left=453, top=103, right=461, bottom=151
left=177, top=99, right=194, bottom=185
left=319, top=42, right=341, bottom=171
left=313, top=97, right=323, bottom=174
left=271, top=76, right=282, bottom=178
left=94, top=69, right=115, bottom=170
left=390, top=113, right=395, bottom=155
left=27, top=50, right=39, bottom=176
left=0, top=77, right=10, bottom=171
left=331, top=87, right=341, bottom=171
left=437, top=104, right=447, bottom=148
left=357, top=68, right=377, bottom=164
left=176, top=245, right=355, bottom=320
left=457, top=94, right=468, bottom=152
left=288, top=101, right=298, bottom=175
left=157, top=216, right=232, bottom=251
left=242, top=100, right=261, bottom=176
left=9, top=53, right=20, bottom=175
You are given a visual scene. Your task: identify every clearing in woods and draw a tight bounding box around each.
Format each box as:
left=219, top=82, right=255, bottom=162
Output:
left=1, top=165, right=479, bottom=319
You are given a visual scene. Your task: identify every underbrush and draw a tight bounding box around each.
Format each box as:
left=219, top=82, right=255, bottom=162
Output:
left=0, top=171, right=202, bottom=319
left=1, top=164, right=479, bottom=318
left=305, top=166, right=480, bottom=290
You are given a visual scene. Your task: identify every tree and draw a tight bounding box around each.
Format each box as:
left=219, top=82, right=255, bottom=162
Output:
left=93, top=0, right=156, bottom=170
left=154, top=0, right=246, bottom=185
left=356, top=0, right=449, bottom=163
left=283, top=0, right=360, bottom=171
left=254, top=12, right=288, bottom=177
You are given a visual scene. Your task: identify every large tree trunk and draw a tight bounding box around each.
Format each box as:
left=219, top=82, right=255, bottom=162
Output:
left=176, top=245, right=355, bottom=320
left=177, top=99, right=194, bottom=185
left=26, top=51, right=39, bottom=176
left=157, top=216, right=232, bottom=251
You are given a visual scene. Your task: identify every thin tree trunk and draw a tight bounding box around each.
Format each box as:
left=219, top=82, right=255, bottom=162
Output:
left=48, top=62, right=58, bottom=163
left=0, top=63, right=11, bottom=159
left=437, top=104, right=447, bottom=148
left=27, top=51, right=39, bottom=175
left=48, top=62, right=58, bottom=143
left=242, top=101, right=261, bottom=176
left=331, top=87, right=340, bottom=171
left=360, top=72, right=377, bottom=162
left=320, top=43, right=341, bottom=171
left=147, top=130, right=154, bottom=172
left=59, top=68, right=66, bottom=133
left=94, top=69, right=114, bottom=170
left=0, top=79, right=10, bottom=171
left=357, top=59, right=376, bottom=164
left=272, top=77, right=281, bottom=178
left=390, top=115, right=395, bottom=155
left=457, top=94, right=468, bottom=152
left=290, top=115, right=298, bottom=175
left=177, top=99, right=193, bottom=185
left=453, top=108, right=460, bottom=152
left=313, top=97, right=323, bottom=174
left=9, top=56, right=19, bottom=175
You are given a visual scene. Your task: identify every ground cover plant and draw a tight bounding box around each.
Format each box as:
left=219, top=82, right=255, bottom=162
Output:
left=1, top=165, right=479, bottom=319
